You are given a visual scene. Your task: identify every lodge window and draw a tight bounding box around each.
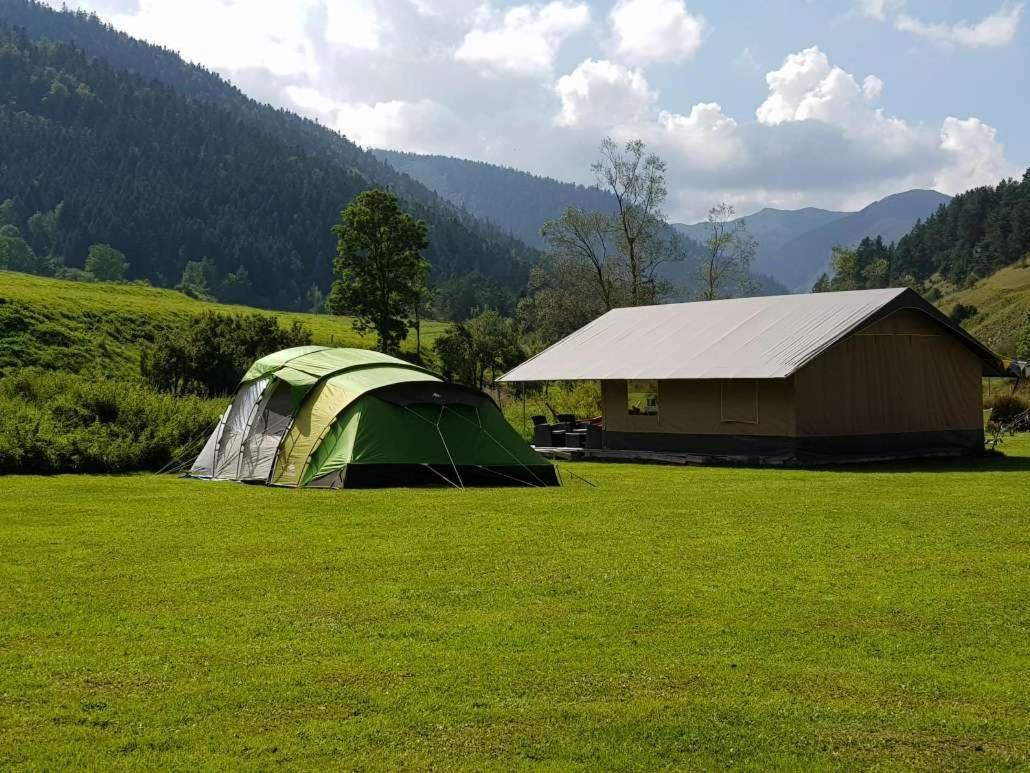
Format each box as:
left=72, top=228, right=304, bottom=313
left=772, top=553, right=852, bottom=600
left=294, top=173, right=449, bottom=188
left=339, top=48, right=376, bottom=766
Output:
left=720, top=380, right=759, bottom=424
left=627, top=380, right=659, bottom=416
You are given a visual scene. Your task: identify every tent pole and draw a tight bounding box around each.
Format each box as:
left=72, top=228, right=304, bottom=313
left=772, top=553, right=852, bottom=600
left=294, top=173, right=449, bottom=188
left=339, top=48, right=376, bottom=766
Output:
left=521, top=384, right=527, bottom=437
left=441, top=404, right=548, bottom=488
left=434, top=405, right=465, bottom=490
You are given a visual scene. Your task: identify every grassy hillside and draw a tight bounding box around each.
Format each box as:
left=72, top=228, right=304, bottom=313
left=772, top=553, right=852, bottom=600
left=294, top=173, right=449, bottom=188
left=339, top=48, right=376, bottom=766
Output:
left=1, top=440, right=1028, bottom=768
left=936, top=261, right=1030, bottom=357
left=0, top=270, right=447, bottom=377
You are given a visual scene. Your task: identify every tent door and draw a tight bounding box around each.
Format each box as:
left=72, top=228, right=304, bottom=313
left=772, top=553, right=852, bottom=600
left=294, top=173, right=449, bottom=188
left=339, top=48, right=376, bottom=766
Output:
left=212, top=377, right=271, bottom=480
left=238, top=381, right=296, bottom=482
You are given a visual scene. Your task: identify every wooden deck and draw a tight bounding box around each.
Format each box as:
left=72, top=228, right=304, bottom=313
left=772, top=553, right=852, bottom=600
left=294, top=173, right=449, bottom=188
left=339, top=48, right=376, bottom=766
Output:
left=532, top=446, right=783, bottom=466
left=533, top=445, right=977, bottom=467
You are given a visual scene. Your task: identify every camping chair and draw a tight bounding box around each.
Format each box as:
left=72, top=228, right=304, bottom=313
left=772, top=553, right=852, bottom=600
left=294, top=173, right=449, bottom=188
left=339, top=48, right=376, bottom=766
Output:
left=554, top=413, right=579, bottom=432
left=533, top=422, right=555, bottom=448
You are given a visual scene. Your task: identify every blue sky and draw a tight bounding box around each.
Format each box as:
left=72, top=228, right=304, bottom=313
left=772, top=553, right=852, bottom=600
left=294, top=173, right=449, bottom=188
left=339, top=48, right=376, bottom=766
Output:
left=50, top=0, right=1028, bottom=220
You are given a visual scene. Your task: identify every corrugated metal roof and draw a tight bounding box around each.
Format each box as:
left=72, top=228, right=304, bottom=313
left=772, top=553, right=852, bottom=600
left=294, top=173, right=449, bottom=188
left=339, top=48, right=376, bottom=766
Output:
left=501, top=288, right=933, bottom=381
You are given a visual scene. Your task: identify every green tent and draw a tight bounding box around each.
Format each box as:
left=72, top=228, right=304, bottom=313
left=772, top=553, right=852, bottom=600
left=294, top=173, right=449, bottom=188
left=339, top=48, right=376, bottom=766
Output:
left=190, top=347, right=559, bottom=488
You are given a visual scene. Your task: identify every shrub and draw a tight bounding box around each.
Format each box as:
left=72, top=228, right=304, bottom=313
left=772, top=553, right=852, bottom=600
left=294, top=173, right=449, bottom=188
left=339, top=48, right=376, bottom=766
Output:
left=141, top=311, right=311, bottom=396
left=989, top=393, right=1029, bottom=424
left=434, top=311, right=523, bottom=389
left=949, top=303, right=978, bottom=325
left=84, top=244, right=129, bottom=282
left=0, top=369, right=224, bottom=474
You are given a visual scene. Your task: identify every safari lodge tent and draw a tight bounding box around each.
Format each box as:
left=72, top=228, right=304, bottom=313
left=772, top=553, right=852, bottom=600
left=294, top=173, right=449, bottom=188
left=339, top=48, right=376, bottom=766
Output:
left=191, top=347, right=558, bottom=488
left=500, top=288, right=1005, bottom=463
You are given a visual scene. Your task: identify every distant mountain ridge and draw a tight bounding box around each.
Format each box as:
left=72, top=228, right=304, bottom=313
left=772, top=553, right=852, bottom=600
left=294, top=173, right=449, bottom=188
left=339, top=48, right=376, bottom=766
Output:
left=675, top=207, right=847, bottom=261
left=375, top=148, right=949, bottom=294
left=376, top=149, right=789, bottom=297
left=375, top=150, right=615, bottom=250
left=675, top=190, right=951, bottom=291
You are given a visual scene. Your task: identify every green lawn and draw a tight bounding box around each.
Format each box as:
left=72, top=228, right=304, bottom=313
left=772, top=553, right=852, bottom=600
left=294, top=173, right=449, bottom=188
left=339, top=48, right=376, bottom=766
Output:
left=2, top=438, right=1029, bottom=770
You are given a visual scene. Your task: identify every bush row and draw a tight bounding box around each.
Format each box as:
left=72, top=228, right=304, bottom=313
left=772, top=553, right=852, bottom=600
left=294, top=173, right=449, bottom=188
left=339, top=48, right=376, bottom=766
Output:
left=0, top=369, right=224, bottom=474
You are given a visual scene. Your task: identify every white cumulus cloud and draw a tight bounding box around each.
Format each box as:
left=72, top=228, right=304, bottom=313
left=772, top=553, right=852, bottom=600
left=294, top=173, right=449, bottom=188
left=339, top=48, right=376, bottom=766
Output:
left=554, top=58, right=656, bottom=127
left=334, top=99, right=467, bottom=154
left=547, top=46, right=1015, bottom=219
left=657, top=103, right=743, bottom=169
left=609, top=0, right=705, bottom=64
left=755, top=46, right=917, bottom=156
left=857, top=0, right=1023, bottom=49
left=861, top=74, right=884, bottom=100
left=935, top=116, right=1014, bottom=191
left=283, top=86, right=468, bottom=155
left=94, top=0, right=338, bottom=76
left=324, top=0, right=382, bottom=51
left=895, top=3, right=1023, bottom=48
left=455, top=1, right=590, bottom=76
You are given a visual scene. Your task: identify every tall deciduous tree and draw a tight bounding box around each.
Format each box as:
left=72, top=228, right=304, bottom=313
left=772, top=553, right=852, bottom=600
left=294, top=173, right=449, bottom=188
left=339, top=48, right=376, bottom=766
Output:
left=177, top=258, right=216, bottom=300
left=411, top=270, right=434, bottom=361
left=813, top=237, right=901, bottom=293
left=516, top=261, right=613, bottom=349
left=593, top=137, right=674, bottom=306
left=536, top=138, right=678, bottom=328
left=328, top=190, right=430, bottom=354
left=0, top=225, right=49, bottom=275
left=84, top=243, right=128, bottom=282
left=699, top=204, right=756, bottom=301
left=434, top=310, right=524, bottom=389
left=540, top=208, right=624, bottom=312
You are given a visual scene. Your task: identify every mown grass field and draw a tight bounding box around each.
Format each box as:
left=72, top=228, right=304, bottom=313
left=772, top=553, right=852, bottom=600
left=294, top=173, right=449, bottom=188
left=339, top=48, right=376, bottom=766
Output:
left=0, top=270, right=447, bottom=376
left=2, top=437, right=1028, bottom=770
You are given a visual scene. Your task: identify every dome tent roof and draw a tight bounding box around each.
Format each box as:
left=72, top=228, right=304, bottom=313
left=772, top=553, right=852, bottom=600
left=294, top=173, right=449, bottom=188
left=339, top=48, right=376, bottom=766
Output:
left=243, top=345, right=436, bottom=387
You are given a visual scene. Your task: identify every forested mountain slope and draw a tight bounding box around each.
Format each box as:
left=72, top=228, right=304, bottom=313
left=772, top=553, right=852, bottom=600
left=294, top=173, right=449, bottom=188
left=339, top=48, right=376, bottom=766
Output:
left=893, top=171, right=1030, bottom=285
left=816, top=170, right=1030, bottom=295
left=0, top=1, right=536, bottom=311
left=383, top=143, right=947, bottom=295
left=807, top=170, right=1030, bottom=356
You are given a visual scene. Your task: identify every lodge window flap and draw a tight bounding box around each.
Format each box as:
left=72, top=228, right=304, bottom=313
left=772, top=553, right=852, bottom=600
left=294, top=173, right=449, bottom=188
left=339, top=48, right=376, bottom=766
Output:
left=721, top=380, right=758, bottom=424
left=627, top=380, right=659, bottom=416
